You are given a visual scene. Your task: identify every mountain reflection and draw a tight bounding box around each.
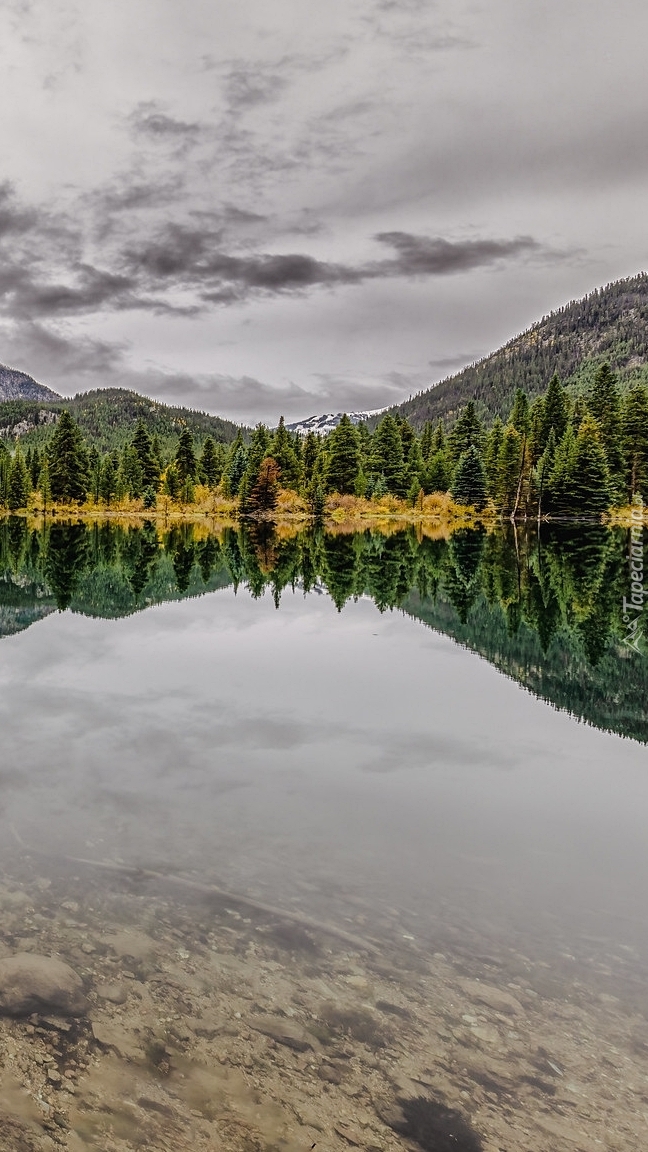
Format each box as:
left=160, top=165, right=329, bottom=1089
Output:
left=1, top=516, right=646, bottom=741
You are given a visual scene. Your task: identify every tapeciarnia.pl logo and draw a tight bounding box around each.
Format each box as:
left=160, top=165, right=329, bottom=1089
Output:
left=622, top=495, right=645, bottom=654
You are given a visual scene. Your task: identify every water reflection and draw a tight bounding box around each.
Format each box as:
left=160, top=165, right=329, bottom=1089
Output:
left=1, top=516, right=646, bottom=741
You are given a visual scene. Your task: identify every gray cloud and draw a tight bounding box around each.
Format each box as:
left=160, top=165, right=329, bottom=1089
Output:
left=129, top=103, right=201, bottom=141
left=125, top=227, right=549, bottom=306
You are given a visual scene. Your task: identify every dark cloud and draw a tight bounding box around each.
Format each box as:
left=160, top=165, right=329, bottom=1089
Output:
left=123, top=227, right=555, bottom=306
left=0, top=182, right=37, bottom=237
left=224, top=64, right=288, bottom=113
left=374, top=231, right=541, bottom=275
left=129, top=102, right=201, bottom=141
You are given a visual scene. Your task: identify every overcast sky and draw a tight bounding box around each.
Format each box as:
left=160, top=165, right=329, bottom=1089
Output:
left=0, top=0, right=646, bottom=423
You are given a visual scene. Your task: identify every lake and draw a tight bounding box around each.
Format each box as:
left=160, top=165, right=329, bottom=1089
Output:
left=0, top=518, right=646, bottom=1152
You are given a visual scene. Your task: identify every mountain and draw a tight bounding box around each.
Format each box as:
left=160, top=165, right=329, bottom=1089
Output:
left=0, top=387, right=242, bottom=451
left=0, top=364, right=60, bottom=403
left=392, top=272, right=648, bottom=428
left=287, top=409, right=385, bottom=436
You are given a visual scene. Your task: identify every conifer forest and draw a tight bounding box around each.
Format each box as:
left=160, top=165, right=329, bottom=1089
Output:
left=0, top=362, right=646, bottom=519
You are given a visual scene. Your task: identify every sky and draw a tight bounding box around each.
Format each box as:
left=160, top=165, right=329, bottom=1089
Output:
left=0, top=0, right=647, bottom=424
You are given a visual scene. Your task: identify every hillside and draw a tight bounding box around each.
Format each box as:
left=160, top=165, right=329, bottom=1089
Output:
left=0, top=387, right=243, bottom=452
left=393, top=272, right=648, bottom=428
left=0, top=364, right=60, bottom=403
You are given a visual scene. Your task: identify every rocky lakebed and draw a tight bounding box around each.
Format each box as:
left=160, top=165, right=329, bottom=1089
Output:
left=0, top=849, right=646, bottom=1152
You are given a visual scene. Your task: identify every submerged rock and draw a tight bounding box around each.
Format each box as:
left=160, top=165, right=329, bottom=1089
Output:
left=0, top=954, right=87, bottom=1017
left=248, top=1014, right=315, bottom=1051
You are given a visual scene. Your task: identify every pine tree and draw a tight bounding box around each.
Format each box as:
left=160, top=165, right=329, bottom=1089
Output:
left=121, top=445, right=144, bottom=498
left=509, top=389, right=530, bottom=436
left=224, top=439, right=248, bottom=496
left=199, top=436, right=221, bottom=488
left=534, top=427, right=556, bottom=519
left=426, top=449, right=451, bottom=493
left=175, top=428, right=197, bottom=482
left=405, top=438, right=426, bottom=492
left=496, top=425, right=523, bottom=512
left=589, top=363, right=624, bottom=483
left=302, top=431, right=321, bottom=486
left=621, top=383, right=648, bottom=497
left=132, top=420, right=160, bottom=489
left=546, top=425, right=577, bottom=515
left=271, top=417, right=301, bottom=488
left=371, top=414, right=406, bottom=495
left=451, top=446, right=487, bottom=510
left=29, top=447, right=41, bottom=489
left=540, top=373, right=570, bottom=448
left=324, top=414, right=361, bottom=494
left=38, top=456, right=52, bottom=510
left=99, top=455, right=117, bottom=504
left=163, top=462, right=180, bottom=499
left=48, top=411, right=89, bottom=502
left=396, top=414, right=415, bottom=461
left=484, top=418, right=504, bottom=497
left=7, top=449, right=30, bottom=510
left=420, top=421, right=435, bottom=461
left=447, top=401, right=483, bottom=466
left=570, top=416, right=611, bottom=515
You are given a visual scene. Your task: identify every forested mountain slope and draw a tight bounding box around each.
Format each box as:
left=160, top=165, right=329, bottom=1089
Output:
left=394, top=273, right=648, bottom=428
left=0, top=388, right=242, bottom=452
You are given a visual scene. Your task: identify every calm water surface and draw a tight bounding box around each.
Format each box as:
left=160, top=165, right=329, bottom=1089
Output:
left=0, top=520, right=646, bottom=971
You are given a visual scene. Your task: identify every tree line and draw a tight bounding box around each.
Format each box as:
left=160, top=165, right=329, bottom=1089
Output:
left=0, top=361, right=646, bottom=516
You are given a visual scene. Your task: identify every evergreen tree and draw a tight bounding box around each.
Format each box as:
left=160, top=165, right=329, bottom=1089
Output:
left=38, top=456, right=52, bottom=510
left=200, top=436, right=221, bottom=488
left=7, top=449, right=30, bottom=510
left=121, top=445, right=144, bottom=498
left=540, top=373, right=570, bottom=448
left=48, top=411, right=89, bottom=503
left=163, top=462, right=180, bottom=499
left=569, top=416, right=611, bottom=516
left=509, top=389, right=530, bottom=435
left=241, top=424, right=272, bottom=496
left=451, top=446, right=487, bottom=510
left=175, top=428, right=197, bottom=482
left=99, top=455, right=117, bottom=504
left=426, top=449, right=451, bottom=493
left=396, top=414, right=415, bottom=461
left=405, top=438, right=426, bottom=492
left=132, top=420, right=160, bottom=489
left=324, top=414, right=361, bottom=494
left=534, top=427, right=556, bottom=519
left=447, top=401, right=483, bottom=466
left=621, top=383, right=648, bottom=497
left=29, top=447, right=41, bottom=489
left=496, top=425, right=523, bottom=512
left=589, top=363, right=624, bottom=482
left=308, top=480, right=326, bottom=521
left=371, top=414, right=406, bottom=495
left=546, top=425, right=577, bottom=515
left=271, top=417, right=301, bottom=488
left=302, top=431, right=321, bottom=486
left=223, top=432, right=248, bottom=495
left=430, top=421, right=446, bottom=455
left=484, top=418, right=504, bottom=497
left=420, top=421, right=435, bottom=461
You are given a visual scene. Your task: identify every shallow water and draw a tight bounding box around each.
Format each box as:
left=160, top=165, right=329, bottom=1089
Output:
left=0, top=519, right=647, bottom=1151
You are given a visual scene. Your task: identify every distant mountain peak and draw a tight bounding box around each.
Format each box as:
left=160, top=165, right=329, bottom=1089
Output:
left=0, top=364, right=60, bottom=403
left=286, top=409, right=385, bottom=436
